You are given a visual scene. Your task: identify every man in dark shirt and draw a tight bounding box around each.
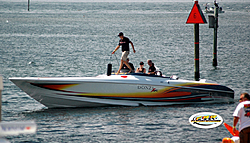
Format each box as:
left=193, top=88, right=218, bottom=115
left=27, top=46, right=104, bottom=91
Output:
left=147, top=59, right=156, bottom=75
left=122, top=58, right=135, bottom=72
left=112, top=32, right=136, bottom=74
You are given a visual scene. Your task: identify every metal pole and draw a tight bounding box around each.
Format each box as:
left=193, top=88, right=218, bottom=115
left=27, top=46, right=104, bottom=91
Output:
left=213, top=2, right=219, bottom=67
left=28, top=0, right=30, bottom=11
left=194, top=23, right=200, bottom=81
left=0, top=76, right=3, bottom=121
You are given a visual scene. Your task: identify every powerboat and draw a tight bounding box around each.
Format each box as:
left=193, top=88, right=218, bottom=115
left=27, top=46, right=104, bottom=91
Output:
left=9, top=66, right=234, bottom=108
left=204, top=3, right=224, bottom=14
left=205, top=7, right=224, bottom=14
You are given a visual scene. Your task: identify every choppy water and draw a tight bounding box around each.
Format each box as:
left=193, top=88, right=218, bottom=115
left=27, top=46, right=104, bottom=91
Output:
left=0, top=1, right=250, bottom=142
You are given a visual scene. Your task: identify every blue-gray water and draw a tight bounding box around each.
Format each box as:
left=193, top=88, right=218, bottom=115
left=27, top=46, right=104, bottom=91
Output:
left=0, top=1, right=250, bottom=142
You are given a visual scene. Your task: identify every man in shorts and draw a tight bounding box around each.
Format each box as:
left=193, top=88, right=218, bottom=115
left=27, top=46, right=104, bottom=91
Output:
left=233, top=92, right=250, bottom=143
left=112, top=32, right=136, bottom=75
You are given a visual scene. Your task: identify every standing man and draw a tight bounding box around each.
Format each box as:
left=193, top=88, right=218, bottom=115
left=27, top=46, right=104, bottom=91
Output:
left=233, top=92, right=250, bottom=143
left=112, top=32, right=136, bottom=75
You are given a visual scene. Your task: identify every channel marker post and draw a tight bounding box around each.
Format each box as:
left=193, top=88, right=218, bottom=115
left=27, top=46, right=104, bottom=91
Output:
left=186, top=0, right=207, bottom=81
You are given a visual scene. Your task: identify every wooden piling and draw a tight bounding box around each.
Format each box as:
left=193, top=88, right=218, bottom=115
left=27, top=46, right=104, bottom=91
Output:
left=212, top=3, right=219, bottom=67
left=28, top=0, right=30, bottom=11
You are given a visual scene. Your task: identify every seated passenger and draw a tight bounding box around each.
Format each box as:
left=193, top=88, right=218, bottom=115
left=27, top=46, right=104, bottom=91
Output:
left=122, top=58, right=135, bottom=72
left=147, top=59, right=156, bottom=75
left=135, top=62, right=146, bottom=74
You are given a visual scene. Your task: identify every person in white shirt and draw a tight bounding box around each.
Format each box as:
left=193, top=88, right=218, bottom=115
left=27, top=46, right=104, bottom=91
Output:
left=233, top=92, right=250, bottom=143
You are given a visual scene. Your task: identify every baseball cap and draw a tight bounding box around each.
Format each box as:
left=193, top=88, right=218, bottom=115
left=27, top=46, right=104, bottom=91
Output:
left=118, top=32, right=123, bottom=36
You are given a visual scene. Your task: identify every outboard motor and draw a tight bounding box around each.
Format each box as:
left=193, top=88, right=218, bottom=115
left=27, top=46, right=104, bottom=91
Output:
left=107, top=63, right=112, bottom=76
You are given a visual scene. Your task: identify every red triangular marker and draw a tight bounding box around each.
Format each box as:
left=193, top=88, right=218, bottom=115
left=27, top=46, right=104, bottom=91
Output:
left=224, top=123, right=239, bottom=137
left=186, top=1, right=207, bottom=24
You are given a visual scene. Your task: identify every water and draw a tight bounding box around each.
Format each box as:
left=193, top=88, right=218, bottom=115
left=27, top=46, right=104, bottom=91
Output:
left=0, top=1, right=250, bottom=142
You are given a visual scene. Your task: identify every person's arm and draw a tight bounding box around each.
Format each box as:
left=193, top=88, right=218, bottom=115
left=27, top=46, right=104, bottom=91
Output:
left=233, top=116, right=239, bottom=133
left=148, top=66, right=156, bottom=75
left=112, top=45, right=120, bottom=54
left=130, top=42, right=136, bottom=53
left=135, top=68, right=139, bottom=73
left=148, top=72, right=155, bottom=75
left=143, top=68, right=146, bottom=73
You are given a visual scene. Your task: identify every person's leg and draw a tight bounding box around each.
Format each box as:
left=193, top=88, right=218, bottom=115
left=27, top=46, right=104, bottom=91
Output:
left=239, top=127, right=250, bottom=143
left=116, top=60, right=124, bottom=75
left=123, top=61, right=132, bottom=72
left=239, top=130, right=244, bottom=143
left=245, top=127, right=250, bottom=143
left=116, top=51, right=131, bottom=74
left=122, top=51, right=132, bottom=72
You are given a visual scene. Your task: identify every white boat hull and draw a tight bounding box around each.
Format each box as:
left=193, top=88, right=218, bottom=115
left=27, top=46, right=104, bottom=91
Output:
left=9, top=74, right=234, bottom=108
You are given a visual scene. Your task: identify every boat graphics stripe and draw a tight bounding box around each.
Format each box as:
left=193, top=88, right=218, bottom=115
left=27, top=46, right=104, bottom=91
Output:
left=57, top=92, right=204, bottom=100
left=30, top=83, right=83, bottom=93
left=167, top=82, right=233, bottom=94
left=54, top=93, right=218, bottom=102
left=28, top=83, right=233, bottom=99
left=29, top=80, right=233, bottom=94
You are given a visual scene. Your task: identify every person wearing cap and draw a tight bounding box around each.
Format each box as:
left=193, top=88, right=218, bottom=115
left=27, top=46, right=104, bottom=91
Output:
left=135, top=62, right=146, bottom=73
left=233, top=92, right=250, bottom=143
left=122, top=58, right=135, bottom=72
left=112, top=32, right=136, bottom=74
